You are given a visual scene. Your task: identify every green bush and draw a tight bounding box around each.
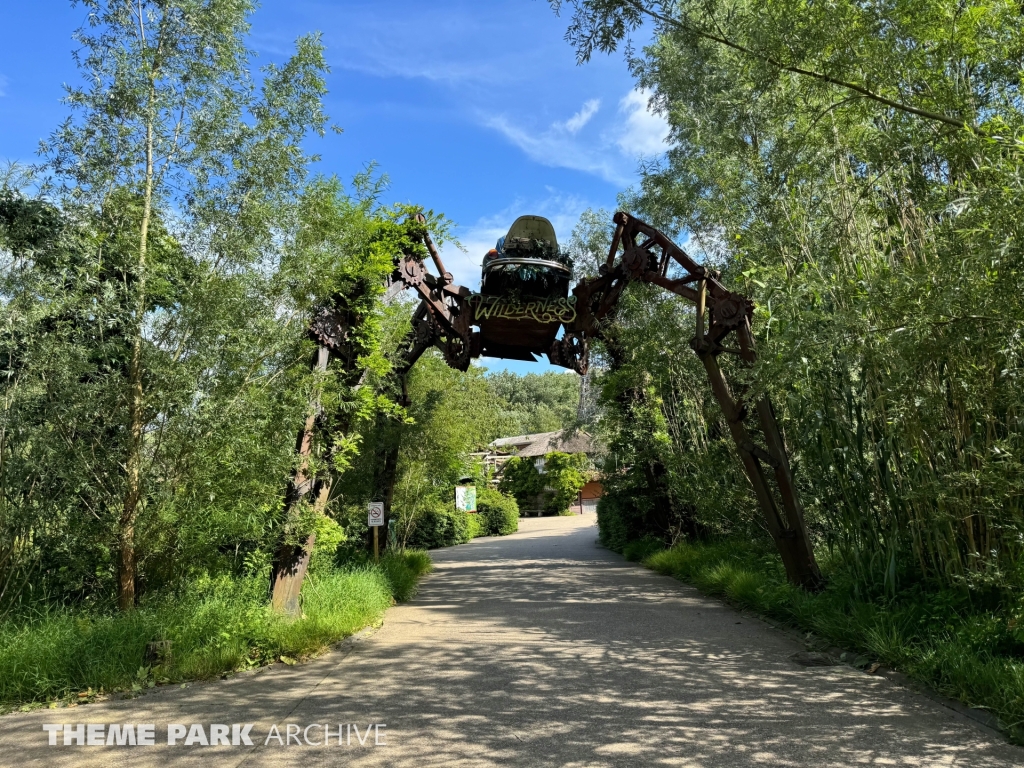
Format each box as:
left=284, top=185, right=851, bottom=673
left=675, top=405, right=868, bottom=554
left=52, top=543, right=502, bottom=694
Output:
left=466, top=512, right=483, bottom=539
left=477, top=489, right=519, bottom=536
left=596, top=494, right=633, bottom=552
left=0, top=550, right=432, bottom=706
left=406, top=502, right=471, bottom=549
left=543, top=452, right=589, bottom=514
left=623, top=537, right=665, bottom=563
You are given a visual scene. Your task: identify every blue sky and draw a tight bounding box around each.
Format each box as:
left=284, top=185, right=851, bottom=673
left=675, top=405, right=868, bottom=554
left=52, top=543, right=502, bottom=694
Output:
left=0, top=1, right=666, bottom=373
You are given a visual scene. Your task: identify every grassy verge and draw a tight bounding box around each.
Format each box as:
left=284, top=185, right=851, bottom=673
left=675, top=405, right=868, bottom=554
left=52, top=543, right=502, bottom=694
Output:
left=0, top=550, right=432, bottom=709
left=638, top=538, right=1024, bottom=743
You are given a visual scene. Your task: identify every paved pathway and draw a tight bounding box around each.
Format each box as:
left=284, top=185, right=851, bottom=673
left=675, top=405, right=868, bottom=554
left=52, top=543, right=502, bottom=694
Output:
left=1, top=513, right=1020, bottom=767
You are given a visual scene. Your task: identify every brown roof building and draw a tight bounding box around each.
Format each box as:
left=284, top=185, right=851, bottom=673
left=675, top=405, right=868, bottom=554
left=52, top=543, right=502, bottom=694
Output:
left=481, top=430, right=604, bottom=516
left=489, top=430, right=599, bottom=458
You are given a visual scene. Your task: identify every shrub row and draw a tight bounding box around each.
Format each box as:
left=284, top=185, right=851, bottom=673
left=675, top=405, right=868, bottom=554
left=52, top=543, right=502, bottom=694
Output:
left=406, top=489, right=519, bottom=549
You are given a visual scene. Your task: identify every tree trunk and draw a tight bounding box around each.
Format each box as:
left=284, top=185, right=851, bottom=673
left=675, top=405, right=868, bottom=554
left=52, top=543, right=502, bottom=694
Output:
left=118, top=87, right=156, bottom=611
left=270, top=345, right=330, bottom=617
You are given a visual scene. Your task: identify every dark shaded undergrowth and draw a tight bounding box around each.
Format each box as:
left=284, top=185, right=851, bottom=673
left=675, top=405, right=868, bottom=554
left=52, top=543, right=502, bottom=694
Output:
left=633, top=537, right=1024, bottom=744
left=0, top=550, right=432, bottom=709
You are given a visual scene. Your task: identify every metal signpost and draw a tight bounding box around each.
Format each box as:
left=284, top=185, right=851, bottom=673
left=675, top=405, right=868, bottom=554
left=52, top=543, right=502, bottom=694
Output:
left=368, top=502, right=384, bottom=561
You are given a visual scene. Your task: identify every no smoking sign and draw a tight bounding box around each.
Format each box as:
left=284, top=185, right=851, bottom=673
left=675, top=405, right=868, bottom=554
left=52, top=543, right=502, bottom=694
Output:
left=367, top=502, right=384, bottom=527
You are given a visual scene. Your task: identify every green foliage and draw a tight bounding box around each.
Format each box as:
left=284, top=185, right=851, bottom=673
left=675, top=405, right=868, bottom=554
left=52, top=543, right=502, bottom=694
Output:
left=561, top=0, right=1024, bottom=588
left=466, top=512, right=484, bottom=540
left=0, top=168, right=418, bottom=606
left=595, top=494, right=639, bottom=553
left=498, top=456, right=545, bottom=505
left=477, top=488, right=520, bottom=536
left=308, top=515, right=346, bottom=574
left=543, top=452, right=589, bottom=514
left=499, top=452, right=590, bottom=515
left=0, top=548, right=431, bottom=705
left=487, top=371, right=581, bottom=435
left=344, top=352, right=502, bottom=550
left=565, top=207, right=614, bottom=280
left=405, top=501, right=472, bottom=550
left=0, top=1, right=451, bottom=608
left=375, top=550, right=432, bottom=603
left=643, top=538, right=1024, bottom=743
left=0, top=0, right=344, bottom=607
left=623, top=537, right=665, bottom=563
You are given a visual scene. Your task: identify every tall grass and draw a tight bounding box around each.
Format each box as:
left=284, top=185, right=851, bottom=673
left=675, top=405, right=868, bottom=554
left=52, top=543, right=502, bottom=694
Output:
left=0, top=550, right=431, bottom=706
left=643, top=538, right=1024, bottom=743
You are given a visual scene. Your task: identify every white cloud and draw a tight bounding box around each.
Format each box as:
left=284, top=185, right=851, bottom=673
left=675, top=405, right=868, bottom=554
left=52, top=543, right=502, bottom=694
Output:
left=256, top=30, right=498, bottom=86
left=616, top=89, right=670, bottom=157
left=558, top=99, right=600, bottom=134
left=339, top=51, right=502, bottom=86
left=485, top=90, right=671, bottom=183
left=483, top=104, right=629, bottom=185
left=264, top=6, right=534, bottom=88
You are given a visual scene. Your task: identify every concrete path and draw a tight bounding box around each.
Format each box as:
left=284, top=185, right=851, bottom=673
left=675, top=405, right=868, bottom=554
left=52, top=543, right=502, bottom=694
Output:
left=1, top=513, right=1020, bottom=767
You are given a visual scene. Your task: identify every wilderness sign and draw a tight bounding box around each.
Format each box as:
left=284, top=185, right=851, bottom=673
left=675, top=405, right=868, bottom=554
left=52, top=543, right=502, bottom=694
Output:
left=465, top=294, right=577, bottom=324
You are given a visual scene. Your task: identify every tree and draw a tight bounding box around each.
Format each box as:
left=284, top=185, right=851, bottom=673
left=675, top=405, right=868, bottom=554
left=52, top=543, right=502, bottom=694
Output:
left=268, top=192, right=444, bottom=614
left=556, top=0, right=1024, bottom=591
left=488, top=370, right=581, bottom=435
left=565, top=207, right=613, bottom=279
left=40, top=0, right=332, bottom=609
left=350, top=352, right=500, bottom=551
left=551, top=0, right=1007, bottom=133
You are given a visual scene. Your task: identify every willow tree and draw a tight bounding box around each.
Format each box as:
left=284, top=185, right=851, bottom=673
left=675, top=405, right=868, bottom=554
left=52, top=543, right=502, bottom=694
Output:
left=42, top=0, right=331, bottom=609
left=555, top=0, right=1024, bottom=590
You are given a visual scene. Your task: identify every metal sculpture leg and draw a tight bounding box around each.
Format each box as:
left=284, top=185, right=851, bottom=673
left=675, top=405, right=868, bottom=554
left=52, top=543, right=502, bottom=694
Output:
left=699, top=352, right=823, bottom=589
left=572, top=212, right=824, bottom=590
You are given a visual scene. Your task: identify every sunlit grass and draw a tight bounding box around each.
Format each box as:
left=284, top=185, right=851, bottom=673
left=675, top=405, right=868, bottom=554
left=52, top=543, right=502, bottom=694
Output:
left=0, top=550, right=431, bottom=706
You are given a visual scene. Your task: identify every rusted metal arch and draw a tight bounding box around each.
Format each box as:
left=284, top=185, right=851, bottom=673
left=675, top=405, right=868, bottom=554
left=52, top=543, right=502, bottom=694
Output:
left=578, top=213, right=823, bottom=590
left=270, top=220, right=474, bottom=616
left=388, top=211, right=821, bottom=589
left=271, top=211, right=822, bottom=616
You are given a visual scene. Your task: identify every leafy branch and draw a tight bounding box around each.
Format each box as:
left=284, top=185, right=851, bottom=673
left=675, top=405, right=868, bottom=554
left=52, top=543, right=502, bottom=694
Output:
left=556, top=0, right=982, bottom=134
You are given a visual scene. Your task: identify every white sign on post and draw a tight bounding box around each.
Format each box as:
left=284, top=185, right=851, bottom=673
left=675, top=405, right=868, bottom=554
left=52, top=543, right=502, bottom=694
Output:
left=455, top=486, right=477, bottom=513
left=367, top=502, right=384, bottom=527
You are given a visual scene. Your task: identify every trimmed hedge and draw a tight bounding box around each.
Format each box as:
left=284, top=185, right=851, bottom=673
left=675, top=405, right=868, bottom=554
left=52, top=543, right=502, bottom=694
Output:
left=477, top=489, right=519, bottom=536
left=466, top=511, right=483, bottom=539
left=406, top=503, right=471, bottom=549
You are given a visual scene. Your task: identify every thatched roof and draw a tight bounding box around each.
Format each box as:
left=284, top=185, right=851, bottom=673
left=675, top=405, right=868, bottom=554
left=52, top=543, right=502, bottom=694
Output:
left=489, top=430, right=600, bottom=458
